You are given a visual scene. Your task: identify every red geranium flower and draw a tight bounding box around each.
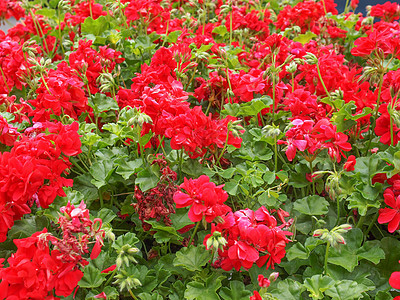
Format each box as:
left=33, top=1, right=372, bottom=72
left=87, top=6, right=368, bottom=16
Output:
left=343, top=155, right=356, bottom=172
left=378, top=189, right=400, bottom=232
left=173, top=175, right=231, bottom=222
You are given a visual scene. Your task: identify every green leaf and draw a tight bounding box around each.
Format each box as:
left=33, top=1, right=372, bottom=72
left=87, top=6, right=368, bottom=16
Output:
left=112, top=232, right=139, bottom=251
left=103, top=286, right=119, bottom=300
left=115, top=158, right=143, bottom=180
left=90, top=160, right=115, bottom=189
left=212, top=25, right=228, bottom=36
left=145, top=220, right=182, bottom=243
left=347, top=192, right=380, bottom=216
left=81, top=16, right=110, bottom=37
left=286, top=243, right=308, bottom=261
left=78, top=265, right=106, bottom=288
left=173, top=245, right=213, bottom=272
left=293, top=31, right=317, bottom=45
left=353, top=155, right=388, bottom=184
left=328, top=248, right=358, bottom=272
left=357, top=240, right=385, bottom=265
left=171, top=208, right=194, bottom=231
left=303, top=275, right=335, bottom=299
left=138, top=293, right=163, bottom=300
left=325, top=280, right=374, bottom=300
left=328, top=229, right=385, bottom=272
left=35, top=8, right=56, bottom=18
left=375, top=290, right=393, bottom=300
left=88, top=93, right=119, bottom=115
left=293, top=195, right=329, bottom=216
left=135, top=168, right=159, bottom=192
left=73, top=173, right=99, bottom=205
left=268, top=279, right=305, bottom=300
left=224, top=180, right=239, bottom=196
left=164, top=30, right=182, bottom=44
left=96, top=208, right=117, bottom=224
left=169, top=281, right=186, bottom=300
left=219, top=281, right=252, bottom=300
left=184, top=274, right=224, bottom=300
left=8, top=216, right=50, bottom=240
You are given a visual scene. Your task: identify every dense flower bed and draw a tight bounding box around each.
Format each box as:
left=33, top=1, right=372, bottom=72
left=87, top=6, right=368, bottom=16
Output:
left=1, top=0, right=400, bottom=299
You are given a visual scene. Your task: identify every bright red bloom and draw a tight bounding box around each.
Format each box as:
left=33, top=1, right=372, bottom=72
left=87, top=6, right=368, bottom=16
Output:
left=390, top=271, right=400, bottom=289
left=351, top=0, right=359, bottom=10
left=208, top=207, right=292, bottom=271
left=378, top=189, right=400, bottom=232
left=250, top=291, right=262, bottom=300
left=101, top=264, right=117, bottom=274
left=64, top=0, right=107, bottom=27
left=343, top=155, right=356, bottom=172
left=370, top=1, right=400, bottom=22
left=0, top=115, right=19, bottom=146
left=174, top=175, right=230, bottom=223
left=257, top=274, right=270, bottom=288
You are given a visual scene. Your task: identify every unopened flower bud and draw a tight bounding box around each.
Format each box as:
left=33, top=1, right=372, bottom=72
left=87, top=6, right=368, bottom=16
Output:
left=334, top=224, right=352, bottom=233
left=286, top=61, right=297, bottom=73
left=205, top=231, right=227, bottom=251
left=269, top=272, right=279, bottom=282
left=128, top=247, right=140, bottom=255
left=313, top=229, right=326, bottom=237
left=304, top=52, right=318, bottom=65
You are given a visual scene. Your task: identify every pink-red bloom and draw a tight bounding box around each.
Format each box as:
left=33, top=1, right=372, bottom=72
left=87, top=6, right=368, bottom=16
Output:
left=378, top=188, right=400, bottom=233
left=174, top=175, right=231, bottom=223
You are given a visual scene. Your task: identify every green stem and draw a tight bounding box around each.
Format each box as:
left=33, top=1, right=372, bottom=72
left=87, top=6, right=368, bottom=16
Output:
left=336, top=197, right=341, bottom=226
left=229, top=10, right=233, bottom=47
left=0, top=66, right=10, bottom=94
left=179, top=148, right=184, bottom=180
left=344, top=0, right=351, bottom=12
left=363, top=210, right=379, bottom=241
left=137, top=126, right=145, bottom=165
left=309, top=161, right=315, bottom=194
left=99, top=189, right=104, bottom=207
left=291, top=73, right=295, bottom=93
left=324, top=241, right=330, bottom=275
left=321, top=0, right=327, bottom=14
left=205, top=100, right=212, bottom=116
left=103, top=267, right=117, bottom=287
left=365, top=72, right=384, bottom=155
left=274, top=137, right=278, bottom=173
left=390, top=112, right=394, bottom=146
left=216, top=128, right=230, bottom=166
left=188, top=221, right=201, bottom=246
left=316, top=62, right=330, bottom=98
left=272, top=71, right=276, bottom=121
left=356, top=214, right=366, bottom=229
left=128, top=289, right=138, bottom=300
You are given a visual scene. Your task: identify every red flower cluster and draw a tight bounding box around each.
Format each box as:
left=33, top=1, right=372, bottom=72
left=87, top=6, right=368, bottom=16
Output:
left=118, top=47, right=242, bottom=159
left=133, top=157, right=178, bottom=231
left=174, top=175, right=231, bottom=223
left=29, top=62, right=88, bottom=122
left=0, top=115, right=19, bottom=146
left=278, top=118, right=352, bottom=162
left=378, top=188, right=400, bottom=233
left=64, top=0, right=107, bottom=27
left=0, top=122, right=81, bottom=242
left=351, top=28, right=400, bottom=59
left=0, top=0, right=25, bottom=21
left=275, top=0, right=338, bottom=34
left=0, top=35, right=28, bottom=94
left=370, top=1, right=400, bottom=22
left=0, top=202, right=103, bottom=299
left=206, top=207, right=291, bottom=271
left=68, top=39, right=124, bottom=94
